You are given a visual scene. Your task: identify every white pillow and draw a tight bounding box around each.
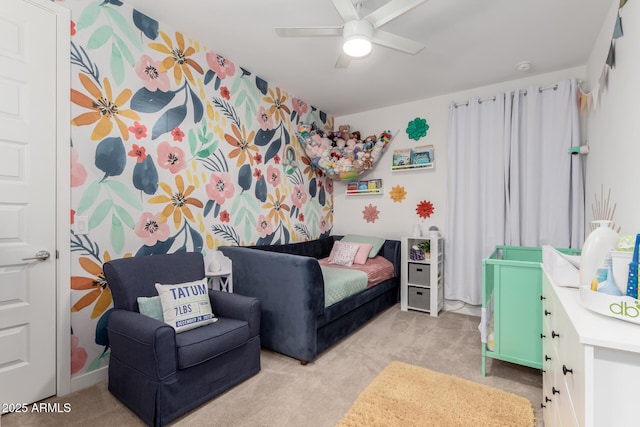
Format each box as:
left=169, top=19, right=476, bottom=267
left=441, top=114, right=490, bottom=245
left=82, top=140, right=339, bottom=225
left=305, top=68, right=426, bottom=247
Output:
left=329, top=241, right=360, bottom=267
left=155, top=280, right=216, bottom=333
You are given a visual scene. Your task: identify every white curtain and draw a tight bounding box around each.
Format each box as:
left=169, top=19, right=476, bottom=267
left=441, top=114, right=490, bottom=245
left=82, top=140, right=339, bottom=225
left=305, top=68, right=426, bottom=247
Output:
left=507, top=79, right=583, bottom=248
left=445, top=78, right=583, bottom=305
left=445, top=93, right=511, bottom=305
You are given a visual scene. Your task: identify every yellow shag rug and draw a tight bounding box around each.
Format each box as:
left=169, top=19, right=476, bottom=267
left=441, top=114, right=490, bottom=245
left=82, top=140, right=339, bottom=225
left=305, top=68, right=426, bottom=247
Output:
left=336, top=361, right=534, bottom=427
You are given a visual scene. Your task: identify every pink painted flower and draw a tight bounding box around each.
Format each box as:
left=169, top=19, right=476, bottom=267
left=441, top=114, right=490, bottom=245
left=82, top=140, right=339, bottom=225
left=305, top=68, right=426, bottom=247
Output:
left=256, top=214, right=273, bottom=238
left=128, top=121, right=147, bottom=140
left=205, top=52, right=236, bottom=79
left=206, top=172, right=235, bottom=205
left=363, top=204, right=380, bottom=223
left=273, top=153, right=280, bottom=164
left=257, top=106, right=273, bottom=131
left=171, top=127, right=184, bottom=142
left=128, top=144, right=147, bottom=163
left=266, top=165, right=281, bottom=187
left=135, top=212, right=170, bottom=246
left=157, top=141, right=186, bottom=173
left=220, top=86, right=230, bottom=100
left=325, top=178, right=333, bottom=195
left=291, top=97, right=308, bottom=116
left=135, top=54, right=170, bottom=92
left=220, top=210, right=230, bottom=223
left=291, top=185, right=307, bottom=209
left=70, top=334, right=88, bottom=375
left=298, top=213, right=304, bottom=222
left=70, top=147, right=87, bottom=188
left=253, top=152, right=262, bottom=164
left=253, top=168, right=262, bottom=179
left=319, top=215, right=331, bottom=233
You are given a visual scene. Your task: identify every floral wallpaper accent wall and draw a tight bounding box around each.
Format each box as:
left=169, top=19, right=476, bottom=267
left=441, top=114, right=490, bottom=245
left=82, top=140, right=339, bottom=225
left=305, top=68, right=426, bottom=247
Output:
left=65, top=0, right=333, bottom=377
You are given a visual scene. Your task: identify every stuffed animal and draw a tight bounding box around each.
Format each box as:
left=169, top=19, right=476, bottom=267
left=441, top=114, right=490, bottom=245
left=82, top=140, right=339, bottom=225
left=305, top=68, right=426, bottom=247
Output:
left=363, top=135, right=377, bottom=151
left=304, top=132, right=331, bottom=159
left=350, top=130, right=361, bottom=141
left=360, top=151, right=373, bottom=169
left=338, top=124, right=351, bottom=138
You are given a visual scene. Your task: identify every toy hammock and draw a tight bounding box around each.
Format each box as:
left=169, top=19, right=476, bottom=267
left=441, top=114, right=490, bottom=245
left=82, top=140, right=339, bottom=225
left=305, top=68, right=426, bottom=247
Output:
left=295, top=123, right=393, bottom=181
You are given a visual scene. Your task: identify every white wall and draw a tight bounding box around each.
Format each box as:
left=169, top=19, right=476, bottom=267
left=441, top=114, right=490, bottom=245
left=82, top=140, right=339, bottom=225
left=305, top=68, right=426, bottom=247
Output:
left=586, top=0, right=640, bottom=236
left=333, top=67, right=585, bottom=314
left=333, top=67, right=586, bottom=241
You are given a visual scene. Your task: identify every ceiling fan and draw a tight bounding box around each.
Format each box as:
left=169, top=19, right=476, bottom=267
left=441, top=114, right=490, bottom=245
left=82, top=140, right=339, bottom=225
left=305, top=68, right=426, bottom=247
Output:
left=275, top=0, right=427, bottom=68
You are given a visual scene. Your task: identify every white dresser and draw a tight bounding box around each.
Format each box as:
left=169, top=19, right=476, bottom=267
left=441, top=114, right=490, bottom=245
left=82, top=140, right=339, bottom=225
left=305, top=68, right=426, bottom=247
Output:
left=542, top=268, right=640, bottom=426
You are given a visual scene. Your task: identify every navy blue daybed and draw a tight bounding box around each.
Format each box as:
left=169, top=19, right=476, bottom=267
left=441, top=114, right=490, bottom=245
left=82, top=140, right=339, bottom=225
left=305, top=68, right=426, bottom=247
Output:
left=220, top=236, right=400, bottom=364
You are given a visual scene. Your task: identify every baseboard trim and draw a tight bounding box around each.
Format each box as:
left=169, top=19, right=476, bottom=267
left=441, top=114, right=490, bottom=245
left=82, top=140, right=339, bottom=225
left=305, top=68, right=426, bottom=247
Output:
left=443, top=300, right=481, bottom=317
left=70, top=366, right=108, bottom=393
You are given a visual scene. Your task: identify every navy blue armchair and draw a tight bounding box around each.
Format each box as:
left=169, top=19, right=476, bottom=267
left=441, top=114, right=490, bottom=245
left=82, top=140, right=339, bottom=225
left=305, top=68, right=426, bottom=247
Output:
left=103, top=252, right=261, bottom=426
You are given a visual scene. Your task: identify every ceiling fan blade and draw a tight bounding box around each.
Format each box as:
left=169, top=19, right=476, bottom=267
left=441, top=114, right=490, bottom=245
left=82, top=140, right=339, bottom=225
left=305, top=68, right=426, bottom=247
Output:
left=335, top=52, right=352, bottom=68
left=275, top=26, right=343, bottom=37
left=364, top=0, right=428, bottom=28
left=331, top=0, right=360, bottom=22
left=372, top=29, right=424, bottom=55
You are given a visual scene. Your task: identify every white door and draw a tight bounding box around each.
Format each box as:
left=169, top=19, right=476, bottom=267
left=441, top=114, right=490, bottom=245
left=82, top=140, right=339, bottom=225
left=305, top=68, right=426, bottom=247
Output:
left=0, top=0, right=58, bottom=407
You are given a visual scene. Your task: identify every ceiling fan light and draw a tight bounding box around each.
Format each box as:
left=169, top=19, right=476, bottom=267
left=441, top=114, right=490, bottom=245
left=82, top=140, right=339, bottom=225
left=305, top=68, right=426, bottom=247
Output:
left=343, top=20, right=373, bottom=58
left=343, top=37, right=372, bottom=57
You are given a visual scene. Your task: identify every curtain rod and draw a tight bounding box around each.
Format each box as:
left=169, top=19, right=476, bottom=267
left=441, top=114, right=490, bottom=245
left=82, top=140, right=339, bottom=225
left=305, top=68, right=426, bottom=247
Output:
left=453, top=83, right=560, bottom=108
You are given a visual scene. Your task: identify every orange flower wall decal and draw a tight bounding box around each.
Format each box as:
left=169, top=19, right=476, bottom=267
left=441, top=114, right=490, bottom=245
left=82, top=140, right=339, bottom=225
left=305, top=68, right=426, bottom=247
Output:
left=362, top=204, right=380, bottom=223
left=389, top=185, right=407, bottom=203
left=416, top=200, right=435, bottom=219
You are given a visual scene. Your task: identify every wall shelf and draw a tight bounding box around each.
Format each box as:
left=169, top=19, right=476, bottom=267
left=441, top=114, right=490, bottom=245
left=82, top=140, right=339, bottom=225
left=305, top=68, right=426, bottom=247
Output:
left=391, top=163, right=434, bottom=172
left=346, top=178, right=383, bottom=196
left=391, top=145, right=434, bottom=171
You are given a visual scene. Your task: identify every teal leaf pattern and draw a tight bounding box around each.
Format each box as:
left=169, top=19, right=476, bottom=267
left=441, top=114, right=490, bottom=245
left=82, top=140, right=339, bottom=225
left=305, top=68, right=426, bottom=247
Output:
left=95, top=137, right=126, bottom=179
left=131, top=88, right=175, bottom=113
left=133, top=156, right=159, bottom=195
left=132, top=9, right=158, bottom=40
left=152, top=104, right=187, bottom=139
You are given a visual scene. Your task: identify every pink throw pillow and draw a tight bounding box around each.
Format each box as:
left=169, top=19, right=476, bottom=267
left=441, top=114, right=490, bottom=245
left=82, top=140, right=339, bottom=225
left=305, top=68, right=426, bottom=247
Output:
left=351, top=243, right=373, bottom=265
left=329, top=241, right=361, bottom=267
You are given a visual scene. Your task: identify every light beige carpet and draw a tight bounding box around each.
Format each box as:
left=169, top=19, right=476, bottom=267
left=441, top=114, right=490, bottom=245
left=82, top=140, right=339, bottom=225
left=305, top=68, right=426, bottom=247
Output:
left=337, top=361, right=534, bottom=427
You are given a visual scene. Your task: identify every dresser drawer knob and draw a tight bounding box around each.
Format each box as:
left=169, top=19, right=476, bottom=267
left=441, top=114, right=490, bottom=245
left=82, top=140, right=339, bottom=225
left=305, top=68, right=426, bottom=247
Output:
left=552, top=387, right=560, bottom=395
left=545, top=355, right=552, bottom=361
left=540, top=295, right=546, bottom=300
left=540, top=333, right=546, bottom=339
left=545, top=310, right=552, bottom=316
left=541, top=403, right=546, bottom=408
left=562, top=365, right=573, bottom=375
left=552, top=331, right=560, bottom=338
left=545, top=396, right=552, bottom=403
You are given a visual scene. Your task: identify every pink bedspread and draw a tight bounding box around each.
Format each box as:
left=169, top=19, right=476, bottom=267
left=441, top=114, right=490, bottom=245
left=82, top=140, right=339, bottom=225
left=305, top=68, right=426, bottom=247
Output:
left=318, top=255, right=395, bottom=287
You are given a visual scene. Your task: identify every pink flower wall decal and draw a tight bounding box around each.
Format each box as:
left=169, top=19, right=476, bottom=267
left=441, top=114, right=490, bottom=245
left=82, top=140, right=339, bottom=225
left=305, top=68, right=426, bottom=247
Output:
left=206, top=172, right=235, bottom=205
left=135, top=212, right=170, bottom=246
left=70, top=147, right=87, bottom=188
left=157, top=141, right=186, bottom=173
left=362, top=204, right=380, bottom=223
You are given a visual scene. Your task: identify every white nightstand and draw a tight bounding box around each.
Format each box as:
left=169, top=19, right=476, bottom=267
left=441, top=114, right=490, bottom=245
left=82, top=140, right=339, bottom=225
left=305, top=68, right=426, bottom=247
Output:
left=204, top=251, right=233, bottom=292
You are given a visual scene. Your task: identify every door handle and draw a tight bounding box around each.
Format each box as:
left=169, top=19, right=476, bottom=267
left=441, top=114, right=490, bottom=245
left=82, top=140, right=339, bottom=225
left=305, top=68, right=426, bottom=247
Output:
left=22, top=250, right=51, bottom=261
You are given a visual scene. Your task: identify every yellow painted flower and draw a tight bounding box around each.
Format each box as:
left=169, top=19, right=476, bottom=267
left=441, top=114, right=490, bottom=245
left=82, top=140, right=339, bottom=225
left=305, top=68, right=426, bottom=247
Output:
left=149, top=175, right=204, bottom=229
left=224, top=123, right=258, bottom=167
left=71, top=74, right=140, bottom=141
left=149, top=30, right=204, bottom=86
left=71, top=252, right=114, bottom=319
left=263, top=188, right=290, bottom=225
left=323, top=198, right=334, bottom=225
left=390, top=185, right=407, bottom=203
left=263, top=87, right=291, bottom=124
